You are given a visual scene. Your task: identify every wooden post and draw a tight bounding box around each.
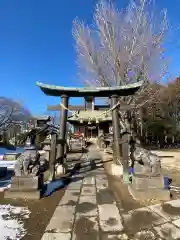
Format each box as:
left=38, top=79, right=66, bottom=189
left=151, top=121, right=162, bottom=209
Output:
left=111, top=95, right=122, bottom=165
left=48, top=133, right=57, bottom=181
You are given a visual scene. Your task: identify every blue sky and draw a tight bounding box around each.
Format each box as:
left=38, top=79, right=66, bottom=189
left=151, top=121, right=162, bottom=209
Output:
left=0, top=0, right=179, bottom=116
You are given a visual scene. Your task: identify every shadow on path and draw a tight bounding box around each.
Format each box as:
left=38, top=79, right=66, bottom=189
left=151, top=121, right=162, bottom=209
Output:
left=43, top=143, right=108, bottom=197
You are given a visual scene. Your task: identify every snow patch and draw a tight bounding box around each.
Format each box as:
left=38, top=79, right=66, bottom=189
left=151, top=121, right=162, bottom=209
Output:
left=0, top=183, right=11, bottom=192
left=0, top=204, right=30, bottom=239
left=0, top=161, right=16, bottom=170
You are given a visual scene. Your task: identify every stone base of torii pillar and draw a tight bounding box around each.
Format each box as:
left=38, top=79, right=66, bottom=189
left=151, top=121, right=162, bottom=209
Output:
left=110, top=163, right=124, bottom=176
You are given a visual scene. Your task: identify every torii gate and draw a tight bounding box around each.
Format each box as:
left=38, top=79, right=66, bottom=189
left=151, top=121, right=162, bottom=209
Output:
left=36, top=81, right=143, bottom=176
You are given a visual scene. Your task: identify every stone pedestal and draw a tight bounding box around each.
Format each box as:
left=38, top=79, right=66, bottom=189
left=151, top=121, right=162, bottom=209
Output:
left=131, top=174, right=164, bottom=190
left=129, top=172, right=170, bottom=201
left=129, top=152, right=170, bottom=201
left=128, top=185, right=170, bottom=201
left=4, top=175, right=43, bottom=200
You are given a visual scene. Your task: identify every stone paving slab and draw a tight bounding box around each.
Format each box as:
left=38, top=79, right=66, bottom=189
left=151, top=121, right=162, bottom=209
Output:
left=122, top=207, right=167, bottom=233
left=102, top=231, right=163, bottom=240
left=76, top=195, right=97, bottom=217
left=59, top=190, right=80, bottom=206
left=87, top=151, right=101, bottom=161
left=72, top=215, right=99, bottom=240
left=173, top=218, right=180, bottom=228
left=81, top=185, right=96, bottom=195
left=96, top=177, right=109, bottom=190
left=149, top=199, right=180, bottom=221
left=66, top=182, right=82, bottom=190
left=148, top=204, right=172, bottom=221
left=98, top=204, right=123, bottom=232
left=82, top=176, right=95, bottom=185
left=96, top=174, right=107, bottom=180
left=132, top=230, right=159, bottom=240
left=42, top=232, right=71, bottom=240
left=154, top=223, right=180, bottom=239
left=96, top=188, right=116, bottom=205
left=85, top=170, right=102, bottom=178
left=46, top=205, right=76, bottom=233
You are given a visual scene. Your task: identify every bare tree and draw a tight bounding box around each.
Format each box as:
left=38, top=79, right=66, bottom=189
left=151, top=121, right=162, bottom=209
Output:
left=0, top=97, right=31, bottom=137
left=72, top=0, right=169, bottom=108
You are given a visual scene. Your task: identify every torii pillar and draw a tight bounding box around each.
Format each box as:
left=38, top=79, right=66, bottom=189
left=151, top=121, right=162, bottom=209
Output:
left=57, top=95, right=69, bottom=166
left=111, top=95, right=122, bottom=165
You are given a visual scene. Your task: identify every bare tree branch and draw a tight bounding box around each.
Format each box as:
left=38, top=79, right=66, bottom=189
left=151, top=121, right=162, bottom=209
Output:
left=0, top=97, right=31, bottom=133
left=72, top=0, right=169, bottom=107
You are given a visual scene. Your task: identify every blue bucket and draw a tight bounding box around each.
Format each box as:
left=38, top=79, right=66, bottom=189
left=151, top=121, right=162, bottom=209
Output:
left=164, top=176, right=170, bottom=189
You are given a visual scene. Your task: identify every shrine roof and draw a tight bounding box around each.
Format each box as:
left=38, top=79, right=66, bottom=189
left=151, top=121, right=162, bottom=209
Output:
left=34, top=115, right=51, bottom=121
left=67, top=110, right=112, bottom=123
left=36, top=81, right=143, bottom=97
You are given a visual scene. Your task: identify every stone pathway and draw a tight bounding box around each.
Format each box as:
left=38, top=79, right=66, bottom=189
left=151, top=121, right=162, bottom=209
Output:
left=41, top=147, right=180, bottom=240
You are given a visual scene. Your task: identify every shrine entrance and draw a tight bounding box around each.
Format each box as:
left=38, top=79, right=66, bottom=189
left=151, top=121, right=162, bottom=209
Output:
left=37, top=81, right=143, bottom=175
left=48, top=96, right=112, bottom=139
left=87, top=126, right=97, bottom=138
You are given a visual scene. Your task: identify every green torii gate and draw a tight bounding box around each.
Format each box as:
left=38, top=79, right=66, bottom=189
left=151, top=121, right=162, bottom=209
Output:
left=36, top=81, right=143, bottom=176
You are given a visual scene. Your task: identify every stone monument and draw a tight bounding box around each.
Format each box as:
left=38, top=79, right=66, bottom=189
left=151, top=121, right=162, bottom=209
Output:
left=5, top=146, right=48, bottom=200
left=129, top=144, right=170, bottom=200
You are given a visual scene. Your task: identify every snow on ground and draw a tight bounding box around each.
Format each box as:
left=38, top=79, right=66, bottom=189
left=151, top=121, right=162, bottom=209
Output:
left=0, top=161, right=16, bottom=170
left=0, top=204, right=30, bottom=240
left=0, top=183, right=11, bottom=192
